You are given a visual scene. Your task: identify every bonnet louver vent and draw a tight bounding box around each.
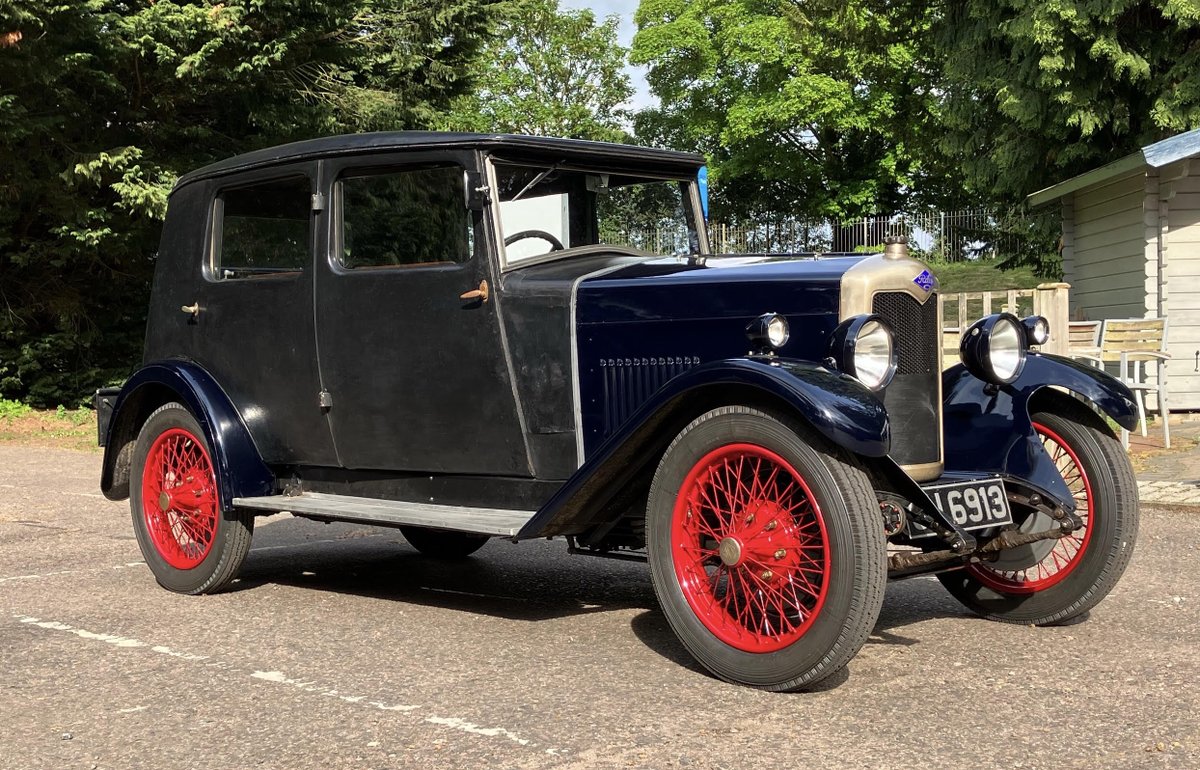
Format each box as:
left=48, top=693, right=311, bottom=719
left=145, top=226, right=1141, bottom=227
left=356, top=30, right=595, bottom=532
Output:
left=600, top=357, right=701, bottom=435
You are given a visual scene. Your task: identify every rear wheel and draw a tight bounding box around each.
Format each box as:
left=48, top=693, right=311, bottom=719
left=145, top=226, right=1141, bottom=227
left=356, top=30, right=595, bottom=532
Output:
left=646, top=406, right=886, bottom=691
left=400, top=526, right=490, bottom=559
left=938, top=402, right=1138, bottom=624
left=130, top=402, right=254, bottom=594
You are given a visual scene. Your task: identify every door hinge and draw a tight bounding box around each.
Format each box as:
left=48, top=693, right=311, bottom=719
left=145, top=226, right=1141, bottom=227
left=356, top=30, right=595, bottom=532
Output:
left=318, top=390, right=333, bottom=411
left=311, top=192, right=326, bottom=212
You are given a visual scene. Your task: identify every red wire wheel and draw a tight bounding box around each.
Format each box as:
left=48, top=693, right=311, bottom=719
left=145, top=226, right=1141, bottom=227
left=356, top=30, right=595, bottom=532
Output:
left=671, top=443, right=831, bottom=653
left=139, top=427, right=220, bottom=570
left=969, top=421, right=1094, bottom=594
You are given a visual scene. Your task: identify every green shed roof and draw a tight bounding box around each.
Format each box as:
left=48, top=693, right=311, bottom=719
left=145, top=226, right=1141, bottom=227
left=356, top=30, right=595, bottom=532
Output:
left=1026, top=127, right=1200, bottom=209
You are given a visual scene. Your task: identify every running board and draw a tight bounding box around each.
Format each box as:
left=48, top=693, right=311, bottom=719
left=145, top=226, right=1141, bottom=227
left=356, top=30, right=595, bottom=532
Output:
left=232, top=492, right=536, bottom=538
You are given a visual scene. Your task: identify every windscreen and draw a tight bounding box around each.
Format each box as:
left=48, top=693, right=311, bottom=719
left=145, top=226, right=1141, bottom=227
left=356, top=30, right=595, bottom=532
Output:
left=493, top=164, right=700, bottom=264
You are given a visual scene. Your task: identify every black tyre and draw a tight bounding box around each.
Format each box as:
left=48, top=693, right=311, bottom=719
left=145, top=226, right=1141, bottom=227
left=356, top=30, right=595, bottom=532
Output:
left=937, top=399, right=1138, bottom=624
left=400, top=526, right=490, bottom=559
left=129, top=402, right=254, bottom=594
left=646, top=406, right=887, bottom=691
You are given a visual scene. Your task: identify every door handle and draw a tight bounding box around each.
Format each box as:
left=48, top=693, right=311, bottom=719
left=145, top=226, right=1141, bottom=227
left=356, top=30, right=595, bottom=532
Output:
left=459, top=279, right=489, bottom=303
left=181, top=303, right=200, bottom=318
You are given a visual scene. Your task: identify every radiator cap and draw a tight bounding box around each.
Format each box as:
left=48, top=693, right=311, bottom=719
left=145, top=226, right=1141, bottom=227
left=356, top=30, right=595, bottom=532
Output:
left=882, top=235, right=909, bottom=261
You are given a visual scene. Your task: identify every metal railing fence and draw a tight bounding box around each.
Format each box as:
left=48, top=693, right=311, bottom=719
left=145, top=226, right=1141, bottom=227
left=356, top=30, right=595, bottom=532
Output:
left=605, top=209, right=1057, bottom=262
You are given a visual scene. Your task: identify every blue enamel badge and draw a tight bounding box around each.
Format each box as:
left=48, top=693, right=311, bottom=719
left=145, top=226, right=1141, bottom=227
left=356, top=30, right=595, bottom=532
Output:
left=913, top=270, right=934, bottom=292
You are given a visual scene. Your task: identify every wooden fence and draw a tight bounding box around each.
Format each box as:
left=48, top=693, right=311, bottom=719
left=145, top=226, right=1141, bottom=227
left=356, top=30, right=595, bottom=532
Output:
left=941, top=283, right=1071, bottom=367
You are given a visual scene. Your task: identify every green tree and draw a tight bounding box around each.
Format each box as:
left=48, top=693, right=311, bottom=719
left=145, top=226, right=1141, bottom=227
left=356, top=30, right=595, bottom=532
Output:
left=631, top=0, right=936, bottom=222
left=0, top=0, right=495, bottom=406
left=932, top=0, right=1200, bottom=205
left=445, top=0, right=633, bottom=141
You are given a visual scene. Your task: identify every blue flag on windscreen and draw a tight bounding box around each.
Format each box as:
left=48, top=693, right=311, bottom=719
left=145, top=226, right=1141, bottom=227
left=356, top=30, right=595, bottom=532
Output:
left=697, top=166, right=709, bottom=219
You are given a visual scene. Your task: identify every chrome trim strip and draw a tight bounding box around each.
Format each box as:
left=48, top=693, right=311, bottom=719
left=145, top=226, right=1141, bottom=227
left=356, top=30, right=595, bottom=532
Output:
left=569, top=261, right=641, bottom=469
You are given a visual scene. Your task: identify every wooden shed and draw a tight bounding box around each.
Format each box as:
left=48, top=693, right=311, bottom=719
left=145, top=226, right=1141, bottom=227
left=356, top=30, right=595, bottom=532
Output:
left=1028, top=129, right=1200, bottom=410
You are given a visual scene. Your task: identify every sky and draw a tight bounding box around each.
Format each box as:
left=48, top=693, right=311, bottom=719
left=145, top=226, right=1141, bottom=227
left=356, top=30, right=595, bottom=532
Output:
left=559, top=0, right=655, bottom=110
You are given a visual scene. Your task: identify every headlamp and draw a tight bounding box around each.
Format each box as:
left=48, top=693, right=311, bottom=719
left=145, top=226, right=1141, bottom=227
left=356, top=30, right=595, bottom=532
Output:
left=746, top=313, right=790, bottom=353
left=828, top=314, right=898, bottom=391
left=960, top=313, right=1028, bottom=385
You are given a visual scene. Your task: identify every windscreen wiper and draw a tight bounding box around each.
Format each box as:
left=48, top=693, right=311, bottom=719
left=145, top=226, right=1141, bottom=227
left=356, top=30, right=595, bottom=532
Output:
left=511, top=161, right=563, bottom=202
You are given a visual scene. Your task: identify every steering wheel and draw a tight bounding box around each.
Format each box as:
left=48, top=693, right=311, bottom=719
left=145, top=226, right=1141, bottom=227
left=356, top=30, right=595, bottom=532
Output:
left=503, top=229, right=565, bottom=251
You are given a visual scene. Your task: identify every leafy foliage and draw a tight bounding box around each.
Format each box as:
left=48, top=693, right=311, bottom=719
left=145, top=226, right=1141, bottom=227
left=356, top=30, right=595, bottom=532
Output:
left=0, top=0, right=496, bottom=406
left=445, top=0, right=633, bottom=141
left=630, top=0, right=1200, bottom=270
left=631, top=0, right=938, bottom=221
left=932, top=0, right=1200, bottom=204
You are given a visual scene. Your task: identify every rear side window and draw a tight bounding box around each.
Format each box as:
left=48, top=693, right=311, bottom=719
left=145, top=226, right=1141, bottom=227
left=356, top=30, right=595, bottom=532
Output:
left=214, top=176, right=310, bottom=279
left=339, top=165, right=471, bottom=269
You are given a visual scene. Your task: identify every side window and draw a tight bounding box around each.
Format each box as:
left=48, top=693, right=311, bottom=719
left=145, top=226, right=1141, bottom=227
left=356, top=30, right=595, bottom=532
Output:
left=214, top=176, right=310, bottom=279
left=339, top=165, right=471, bottom=269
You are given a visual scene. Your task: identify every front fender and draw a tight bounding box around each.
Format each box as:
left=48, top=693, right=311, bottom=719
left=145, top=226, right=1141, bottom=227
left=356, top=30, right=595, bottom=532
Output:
left=100, top=360, right=274, bottom=510
left=517, top=357, right=888, bottom=539
left=943, top=352, right=1138, bottom=502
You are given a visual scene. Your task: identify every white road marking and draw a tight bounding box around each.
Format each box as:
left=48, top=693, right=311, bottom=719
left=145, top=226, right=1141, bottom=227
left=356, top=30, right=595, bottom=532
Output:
left=14, top=614, right=557, bottom=753
left=0, top=562, right=145, bottom=584
left=18, top=617, right=144, bottom=648
left=151, top=645, right=208, bottom=661
left=0, top=573, right=53, bottom=584
left=61, top=491, right=107, bottom=499
left=424, top=716, right=530, bottom=746
left=250, top=670, right=419, bottom=712
left=117, top=706, right=148, bottom=714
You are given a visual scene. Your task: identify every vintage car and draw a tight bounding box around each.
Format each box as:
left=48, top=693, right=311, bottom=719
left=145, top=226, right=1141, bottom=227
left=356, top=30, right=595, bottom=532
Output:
left=96, top=132, right=1140, bottom=692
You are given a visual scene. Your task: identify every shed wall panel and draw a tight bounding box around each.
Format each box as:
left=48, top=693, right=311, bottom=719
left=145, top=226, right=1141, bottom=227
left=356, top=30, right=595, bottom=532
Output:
left=1065, top=173, right=1148, bottom=328
left=1165, top=172, right=1200, bottom=408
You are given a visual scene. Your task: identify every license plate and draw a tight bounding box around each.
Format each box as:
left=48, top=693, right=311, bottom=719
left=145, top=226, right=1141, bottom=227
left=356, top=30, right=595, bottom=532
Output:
left=919, top=478, right=1012, bottom=533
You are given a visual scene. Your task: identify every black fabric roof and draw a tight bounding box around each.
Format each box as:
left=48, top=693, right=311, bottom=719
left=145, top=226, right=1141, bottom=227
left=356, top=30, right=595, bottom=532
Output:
left=174, top=131, right=706, bottom=191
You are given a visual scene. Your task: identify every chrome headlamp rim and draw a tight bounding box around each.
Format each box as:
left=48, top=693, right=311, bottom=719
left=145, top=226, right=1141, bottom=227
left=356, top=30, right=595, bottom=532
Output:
left=828, top=313, right=898, bottom=391
left=960, top=312, right=1028, bottom=385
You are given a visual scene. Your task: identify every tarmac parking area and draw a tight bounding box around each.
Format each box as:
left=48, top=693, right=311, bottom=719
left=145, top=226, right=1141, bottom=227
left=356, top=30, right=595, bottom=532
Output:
left=1, top=445, right=1197, bottom=770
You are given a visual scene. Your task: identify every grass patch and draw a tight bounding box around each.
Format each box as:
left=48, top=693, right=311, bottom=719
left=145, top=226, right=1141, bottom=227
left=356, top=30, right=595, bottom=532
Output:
left=931, top=259, right=1043, bottom=294
left=0, top=404, right=98, bottom=452
left=929, top=259, right=1045, bottom=327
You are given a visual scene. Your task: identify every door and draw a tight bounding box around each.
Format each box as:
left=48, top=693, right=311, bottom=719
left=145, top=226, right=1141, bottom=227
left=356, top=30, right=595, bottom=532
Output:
left=314, top=152, right=532, bottom=475
left=150, top=166, right=338, bottom=466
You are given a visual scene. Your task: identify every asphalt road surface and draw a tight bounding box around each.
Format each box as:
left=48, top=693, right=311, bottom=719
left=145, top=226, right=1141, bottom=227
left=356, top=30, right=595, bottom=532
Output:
left=1, top=446, right=1196, bottom=770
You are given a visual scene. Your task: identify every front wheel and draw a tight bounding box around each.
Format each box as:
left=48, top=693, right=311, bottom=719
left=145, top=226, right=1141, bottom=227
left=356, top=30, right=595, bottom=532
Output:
left=646, top=406, right=886, bottom=691
left=938, top=401, right=1138, bottom=624
left=130, top=402, right=254, bottom=594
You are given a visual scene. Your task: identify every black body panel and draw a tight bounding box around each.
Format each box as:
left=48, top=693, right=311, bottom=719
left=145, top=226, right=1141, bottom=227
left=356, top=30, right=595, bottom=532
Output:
left=294, top=466, right=561, bottom=510
left=176, top=132, right=705, bottom=191
left=313, top=151, right=531, bottom=475
left=498, top=253, right=644, bottom=478
left=574, top=255, right=857, bottom=456
left=143, top=170, right=339, bottom=466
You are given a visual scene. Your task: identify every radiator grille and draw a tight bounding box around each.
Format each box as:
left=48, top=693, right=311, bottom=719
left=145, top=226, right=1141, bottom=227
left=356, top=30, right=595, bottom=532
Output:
left=872, top=292, right=941, bottom=468
left=601, top=357, right=700, bottom=435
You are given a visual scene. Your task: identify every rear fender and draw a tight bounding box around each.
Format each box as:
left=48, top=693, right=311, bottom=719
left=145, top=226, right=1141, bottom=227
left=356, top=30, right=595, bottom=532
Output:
left=942, top=352, right=1138, bottom=503
left=100, top=360, right=274, bottom=510
left=517, top=357, right=888, bottom=539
